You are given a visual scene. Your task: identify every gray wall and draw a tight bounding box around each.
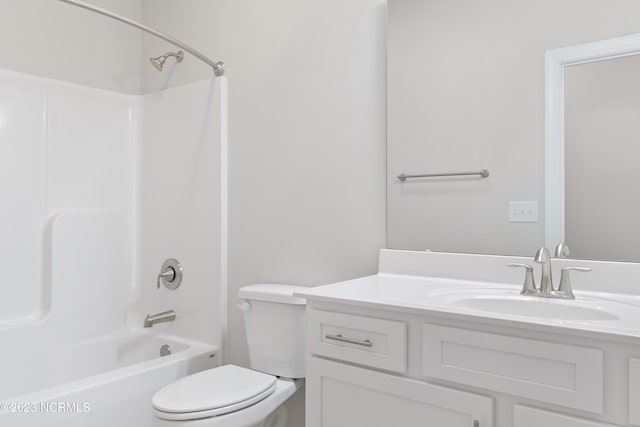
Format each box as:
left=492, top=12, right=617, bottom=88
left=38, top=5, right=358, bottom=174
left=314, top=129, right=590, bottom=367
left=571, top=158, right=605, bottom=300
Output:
left=0, top=0, right=142, bottom=93
left=565, top=55, right=640, bottom=262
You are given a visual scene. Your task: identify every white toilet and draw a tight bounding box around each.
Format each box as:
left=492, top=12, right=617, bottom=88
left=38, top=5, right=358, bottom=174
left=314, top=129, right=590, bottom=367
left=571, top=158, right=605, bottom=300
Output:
left=151, top=284, right=307, bottom=427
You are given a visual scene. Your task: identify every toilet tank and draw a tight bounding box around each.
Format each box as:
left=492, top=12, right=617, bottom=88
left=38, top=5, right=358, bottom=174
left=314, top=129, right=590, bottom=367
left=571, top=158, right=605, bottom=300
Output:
left=237, top=284, right=307, bottom=379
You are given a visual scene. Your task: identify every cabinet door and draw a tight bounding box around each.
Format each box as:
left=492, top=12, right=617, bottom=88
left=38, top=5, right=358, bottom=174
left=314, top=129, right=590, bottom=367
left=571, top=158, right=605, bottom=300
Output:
left=630, top=358, right=640, bottom=425
left=306, top=357, right=493, bottom=427
left=513, top=405, right=619, bottom=427
left=423, top=324, right=604, bottom=413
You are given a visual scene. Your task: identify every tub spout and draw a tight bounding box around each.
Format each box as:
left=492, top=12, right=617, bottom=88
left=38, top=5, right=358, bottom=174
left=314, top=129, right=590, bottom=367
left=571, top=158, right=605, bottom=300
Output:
left=144, top=310, right=176, bottom=328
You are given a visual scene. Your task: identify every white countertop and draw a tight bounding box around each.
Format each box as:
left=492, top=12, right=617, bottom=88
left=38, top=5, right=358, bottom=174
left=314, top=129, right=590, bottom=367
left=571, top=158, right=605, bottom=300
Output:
left=295, top=272, right=640, bottom=344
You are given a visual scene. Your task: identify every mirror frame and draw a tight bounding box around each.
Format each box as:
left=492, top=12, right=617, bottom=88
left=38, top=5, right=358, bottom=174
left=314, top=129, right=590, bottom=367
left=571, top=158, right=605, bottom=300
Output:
left=544, top=33, right=640, bottom=250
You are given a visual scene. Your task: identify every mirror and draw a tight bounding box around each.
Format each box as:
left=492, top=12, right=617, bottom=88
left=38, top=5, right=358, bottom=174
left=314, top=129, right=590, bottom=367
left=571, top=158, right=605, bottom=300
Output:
left=387, top=0, right=640, bottom=261
left=545, top=34, right=640, bottom=262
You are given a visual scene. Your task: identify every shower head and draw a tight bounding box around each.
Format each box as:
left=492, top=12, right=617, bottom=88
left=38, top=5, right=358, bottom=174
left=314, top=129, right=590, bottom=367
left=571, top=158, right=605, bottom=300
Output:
left=149, top=50, right=184, bottom=71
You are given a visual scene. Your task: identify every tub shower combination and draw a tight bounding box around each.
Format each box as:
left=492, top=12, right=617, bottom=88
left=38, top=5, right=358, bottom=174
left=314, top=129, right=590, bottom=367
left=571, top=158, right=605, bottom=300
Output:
left=1, top=1, right=227, bottom=426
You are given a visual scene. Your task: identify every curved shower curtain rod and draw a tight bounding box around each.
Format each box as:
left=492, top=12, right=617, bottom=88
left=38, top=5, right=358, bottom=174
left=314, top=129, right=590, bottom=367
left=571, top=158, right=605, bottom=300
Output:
left=58, top=0, right=225, bottom=77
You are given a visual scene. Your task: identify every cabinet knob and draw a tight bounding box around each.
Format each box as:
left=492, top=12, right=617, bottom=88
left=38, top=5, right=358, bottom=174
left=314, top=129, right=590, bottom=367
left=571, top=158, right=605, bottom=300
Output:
left=473, top=421, right=480, bottom=427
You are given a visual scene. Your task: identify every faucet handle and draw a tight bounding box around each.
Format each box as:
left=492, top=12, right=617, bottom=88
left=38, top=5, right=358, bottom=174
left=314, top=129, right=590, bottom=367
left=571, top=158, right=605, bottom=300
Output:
left=157, top=268, right=175, bottom=289
left=557, top=266, right=591, bottom=299
left=507, top=263, right=537, bottom=295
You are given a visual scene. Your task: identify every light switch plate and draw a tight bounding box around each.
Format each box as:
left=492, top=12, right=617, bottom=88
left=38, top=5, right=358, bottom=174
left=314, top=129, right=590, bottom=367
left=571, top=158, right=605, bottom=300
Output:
left=509, top=201, right=538, bottom=223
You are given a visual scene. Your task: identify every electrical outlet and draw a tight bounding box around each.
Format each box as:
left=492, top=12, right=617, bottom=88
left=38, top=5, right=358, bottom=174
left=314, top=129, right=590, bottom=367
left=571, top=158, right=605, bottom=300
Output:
left=509, top=201, right=538, bottom=223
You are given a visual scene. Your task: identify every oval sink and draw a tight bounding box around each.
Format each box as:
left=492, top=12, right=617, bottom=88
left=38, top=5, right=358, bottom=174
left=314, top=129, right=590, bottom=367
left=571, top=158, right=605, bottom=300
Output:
left=452, top=296, right=619, bottom=321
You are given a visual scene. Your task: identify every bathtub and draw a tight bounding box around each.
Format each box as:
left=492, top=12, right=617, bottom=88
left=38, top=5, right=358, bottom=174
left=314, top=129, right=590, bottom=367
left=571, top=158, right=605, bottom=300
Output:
left=0, top=330, right=218, bottom=427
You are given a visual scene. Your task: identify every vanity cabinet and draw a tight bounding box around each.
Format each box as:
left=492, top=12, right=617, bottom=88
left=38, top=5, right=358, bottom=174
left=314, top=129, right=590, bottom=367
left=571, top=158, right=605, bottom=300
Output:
left=307, top=357, right=493, bottom=427
left=298, top=250, right=640, bottom=426
left=304, top=302, right=633, bottom=427
left=306, top=309, right=493, bottom=427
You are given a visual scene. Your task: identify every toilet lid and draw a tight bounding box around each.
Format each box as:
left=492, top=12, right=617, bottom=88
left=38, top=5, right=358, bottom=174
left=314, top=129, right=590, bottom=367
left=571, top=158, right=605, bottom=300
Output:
left=152, top=364, right=277, bottom=418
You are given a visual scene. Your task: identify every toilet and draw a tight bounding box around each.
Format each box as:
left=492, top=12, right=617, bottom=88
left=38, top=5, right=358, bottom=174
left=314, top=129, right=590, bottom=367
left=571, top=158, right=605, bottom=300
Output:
left=151, top=284, right=307, bottom=427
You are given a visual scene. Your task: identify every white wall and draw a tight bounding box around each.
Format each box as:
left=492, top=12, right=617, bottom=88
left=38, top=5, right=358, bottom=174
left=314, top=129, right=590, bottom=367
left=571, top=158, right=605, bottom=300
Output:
left=387, top=0, right=640, bottom=256
left=141, top=1, right=387, bottom=425
left=0, top=0, right=142, bottom=94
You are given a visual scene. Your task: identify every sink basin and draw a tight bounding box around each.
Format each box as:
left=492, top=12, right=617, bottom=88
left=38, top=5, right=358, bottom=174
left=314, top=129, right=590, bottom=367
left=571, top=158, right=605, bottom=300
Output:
left=451, top=296, right=619, bottom=321
left=377, top=278, right=629, bottom=323
left=423, top=287, right=624, bottom=322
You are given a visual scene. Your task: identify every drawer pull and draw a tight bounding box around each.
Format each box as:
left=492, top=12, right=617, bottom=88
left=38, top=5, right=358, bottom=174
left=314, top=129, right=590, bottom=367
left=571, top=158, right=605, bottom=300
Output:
left=325, top=334, right=373, bottom=347
left=474, top=421, right=479, bottom=427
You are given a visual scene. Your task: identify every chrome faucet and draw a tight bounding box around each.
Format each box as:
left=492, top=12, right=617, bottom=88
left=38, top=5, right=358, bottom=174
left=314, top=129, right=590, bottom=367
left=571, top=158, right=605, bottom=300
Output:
left=534, top=247, right=554, bottom=296
left=507, top=246, right=591, bottom=300
left=144, top=310, right=176, bottom=328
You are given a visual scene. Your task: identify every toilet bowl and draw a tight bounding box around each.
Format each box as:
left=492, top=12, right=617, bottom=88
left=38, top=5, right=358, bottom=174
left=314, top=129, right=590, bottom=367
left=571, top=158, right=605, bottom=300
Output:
left=151, top=284, right=307, bottom=427
left=152, top=366, right=303, bottom=427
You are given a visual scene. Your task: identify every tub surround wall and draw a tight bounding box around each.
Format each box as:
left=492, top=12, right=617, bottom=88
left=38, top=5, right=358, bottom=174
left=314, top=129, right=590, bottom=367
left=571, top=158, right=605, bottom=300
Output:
left=0, top=69, right=224, bottom=424
left=0, top=69, right=134, bottom=327
left=135, top=77, right=224, bottom=346
left=0, top=211, right=128, bottom=400
left=0, top=71, right=47, bottom=323
left=0, top=65, right=224, bottom=340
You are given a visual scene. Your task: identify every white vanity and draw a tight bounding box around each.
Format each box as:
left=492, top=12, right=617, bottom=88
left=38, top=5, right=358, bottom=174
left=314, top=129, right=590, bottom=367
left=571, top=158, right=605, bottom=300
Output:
left=297, top=249, right=640, bottom=427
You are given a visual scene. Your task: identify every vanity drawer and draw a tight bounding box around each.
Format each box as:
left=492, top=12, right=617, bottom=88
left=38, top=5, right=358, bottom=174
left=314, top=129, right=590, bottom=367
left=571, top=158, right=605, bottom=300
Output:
left=423, top=324, right=604, bottom=413
left=307, top=309, right=407, bottom=373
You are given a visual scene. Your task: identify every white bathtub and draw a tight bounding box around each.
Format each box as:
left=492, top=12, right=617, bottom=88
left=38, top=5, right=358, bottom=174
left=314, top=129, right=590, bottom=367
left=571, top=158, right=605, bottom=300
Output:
left=0, top=330, right=218, bottom=427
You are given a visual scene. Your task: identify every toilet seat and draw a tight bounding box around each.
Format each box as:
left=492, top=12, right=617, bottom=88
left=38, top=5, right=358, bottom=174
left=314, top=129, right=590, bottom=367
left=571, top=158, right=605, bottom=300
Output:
left=152, top=365, right=277, bottom=421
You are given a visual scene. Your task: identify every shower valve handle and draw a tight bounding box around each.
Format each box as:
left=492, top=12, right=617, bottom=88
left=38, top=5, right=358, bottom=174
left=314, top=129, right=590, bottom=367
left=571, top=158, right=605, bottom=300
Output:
left=157, top=268, right=176, bottom=289
left=156, top=259, right=183, bottom=290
